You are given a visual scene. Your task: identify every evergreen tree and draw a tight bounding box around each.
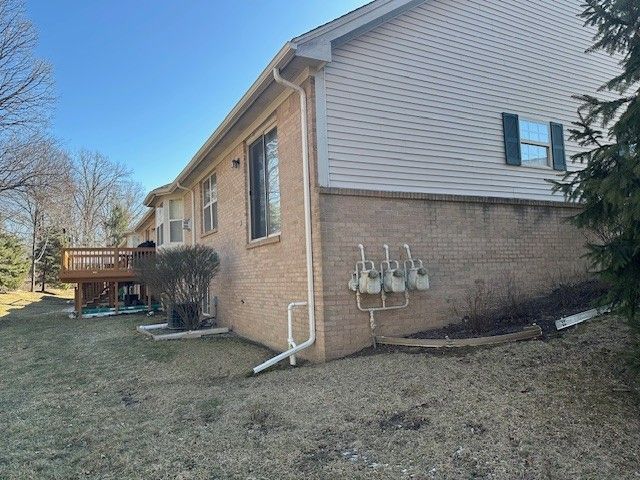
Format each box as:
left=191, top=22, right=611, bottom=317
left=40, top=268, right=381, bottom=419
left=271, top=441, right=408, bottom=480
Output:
left=104, top=204, right=130, bottom=247
left=554, top=1, right=640, bottom=327
left=36, top=232, right=64, bottom=292
left=0, top=232, right=29, bottom=291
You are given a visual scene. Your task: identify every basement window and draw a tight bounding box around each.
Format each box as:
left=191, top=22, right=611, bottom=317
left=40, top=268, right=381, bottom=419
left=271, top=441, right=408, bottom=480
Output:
left=249, top=128, right=281, bottom=240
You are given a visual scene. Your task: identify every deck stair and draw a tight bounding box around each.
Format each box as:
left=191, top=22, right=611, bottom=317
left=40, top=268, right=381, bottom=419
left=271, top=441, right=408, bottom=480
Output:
left=82, top=282, right=110, bottom=308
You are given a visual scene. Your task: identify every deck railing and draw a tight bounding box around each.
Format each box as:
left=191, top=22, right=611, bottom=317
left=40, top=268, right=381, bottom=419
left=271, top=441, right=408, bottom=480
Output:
left=60, top=247, right=155, bottom=282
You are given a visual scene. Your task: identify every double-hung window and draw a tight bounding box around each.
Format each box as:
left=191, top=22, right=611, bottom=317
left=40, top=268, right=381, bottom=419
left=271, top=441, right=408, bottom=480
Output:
left=249, top=128, right=280, bottom=240
left=502, top=113, right=566, bottom=171
left=202, top=173, right=218, bottom=233
left=168, top=199, right=183, bottom=243
left=519, top=119, right=551, bottom=167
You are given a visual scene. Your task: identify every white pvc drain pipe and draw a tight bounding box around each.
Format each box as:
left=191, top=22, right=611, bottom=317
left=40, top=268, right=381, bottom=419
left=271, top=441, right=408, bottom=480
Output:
left=253, top=68, right=316, bottom=374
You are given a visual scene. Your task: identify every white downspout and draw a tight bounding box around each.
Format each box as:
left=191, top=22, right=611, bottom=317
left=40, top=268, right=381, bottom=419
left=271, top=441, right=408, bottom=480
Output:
left=253, top=68, right=316, bottom=374
left=176, top=182, right=196, bottom=246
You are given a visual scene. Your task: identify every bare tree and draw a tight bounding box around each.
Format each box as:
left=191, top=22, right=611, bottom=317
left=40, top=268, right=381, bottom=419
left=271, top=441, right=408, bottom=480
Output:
left=0, top=136, right=64, bottom=194
left=0, top=142, right=71, bottom=290
left=70, top=150, right=143, bottom=246
left=0, top=0, right=54, bottom=196
left=0, top=0, right=53, bottom=133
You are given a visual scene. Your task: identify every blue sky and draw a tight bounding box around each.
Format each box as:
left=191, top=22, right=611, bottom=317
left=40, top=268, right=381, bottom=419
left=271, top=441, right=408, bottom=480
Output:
left=26, top=0, right=368, bottom=192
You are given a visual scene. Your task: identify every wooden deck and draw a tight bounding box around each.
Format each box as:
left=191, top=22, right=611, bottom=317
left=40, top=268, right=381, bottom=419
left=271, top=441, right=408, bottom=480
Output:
left=60, top=247, right=155, bottom=283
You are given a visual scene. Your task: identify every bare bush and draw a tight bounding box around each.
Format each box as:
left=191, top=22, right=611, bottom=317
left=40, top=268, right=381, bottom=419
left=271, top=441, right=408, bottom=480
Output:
left=136, top=245, right=219, bottom=330
left=503, top=274, right=529, bottom=321
left=454, top=279, right=495, bottom=334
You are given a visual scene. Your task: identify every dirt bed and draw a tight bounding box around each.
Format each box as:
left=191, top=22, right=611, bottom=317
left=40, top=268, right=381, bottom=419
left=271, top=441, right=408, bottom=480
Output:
left=409, top=280, right=607, bottom=341
left=1, top=291, right=639, bottom=479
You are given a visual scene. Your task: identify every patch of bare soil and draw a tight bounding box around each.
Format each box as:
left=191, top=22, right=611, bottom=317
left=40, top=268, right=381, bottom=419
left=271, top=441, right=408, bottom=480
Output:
left=412, top=280, right=607, bottom=341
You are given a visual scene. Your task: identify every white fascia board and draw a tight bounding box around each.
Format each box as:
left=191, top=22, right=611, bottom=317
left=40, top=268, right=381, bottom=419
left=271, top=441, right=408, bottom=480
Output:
left=296, top=40, right=333, bottom=62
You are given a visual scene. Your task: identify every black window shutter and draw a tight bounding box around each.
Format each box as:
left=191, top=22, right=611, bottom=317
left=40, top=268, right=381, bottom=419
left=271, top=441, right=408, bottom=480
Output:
left=502, top=113, right=521, bottom=166
left=550, top=122, right=566, bottom=171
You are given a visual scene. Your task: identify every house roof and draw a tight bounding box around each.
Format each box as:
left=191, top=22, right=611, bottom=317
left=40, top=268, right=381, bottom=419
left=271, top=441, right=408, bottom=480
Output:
left=131, top=207, right=155, bottom=233
left=143, top=182, right=175, bottom=206
left=144, top=0, right=424, bottom=207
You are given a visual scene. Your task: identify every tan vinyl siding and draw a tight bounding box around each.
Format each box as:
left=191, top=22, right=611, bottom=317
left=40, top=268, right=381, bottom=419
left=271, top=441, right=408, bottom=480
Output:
left=321, top=0, right=621, bottom=201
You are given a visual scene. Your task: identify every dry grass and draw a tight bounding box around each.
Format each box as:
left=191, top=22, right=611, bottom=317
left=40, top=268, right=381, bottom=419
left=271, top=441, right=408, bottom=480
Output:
left=0, top=288, right=73, bottom=317
left=1, top=294, right=639, bottom=479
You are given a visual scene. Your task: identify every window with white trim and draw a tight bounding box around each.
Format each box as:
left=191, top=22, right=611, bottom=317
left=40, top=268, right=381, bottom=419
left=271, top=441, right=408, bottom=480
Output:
left=169, top=199, right=183, bottom=243
left=202, top=287, right=212, bottom=316
left=249, top=128, right=280, bottom=240
left=156, top=203, right=164, bottom=246
left=519, top=118, right=551, bottom=167
left=202, top=173, right=218, bottom=233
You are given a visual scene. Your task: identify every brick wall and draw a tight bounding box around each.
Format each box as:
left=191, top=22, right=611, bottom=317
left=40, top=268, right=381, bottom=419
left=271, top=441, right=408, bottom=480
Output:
left=140, top=72, right=590, bottom=364
left=183, top=76, right=329, bottom=362
left=317, top=189, right=589, bottom=360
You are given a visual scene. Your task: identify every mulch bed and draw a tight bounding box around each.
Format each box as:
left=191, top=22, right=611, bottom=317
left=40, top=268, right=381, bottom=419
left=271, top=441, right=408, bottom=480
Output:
left=411, top=279, right=607, bottom=341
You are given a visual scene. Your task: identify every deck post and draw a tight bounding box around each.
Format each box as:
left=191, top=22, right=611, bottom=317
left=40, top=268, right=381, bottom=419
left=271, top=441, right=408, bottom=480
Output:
left=76, top=282, right=83, bottom=318
left=114, top=281, right=119, bottom=314
left=146, top=285, right=152, bottom=312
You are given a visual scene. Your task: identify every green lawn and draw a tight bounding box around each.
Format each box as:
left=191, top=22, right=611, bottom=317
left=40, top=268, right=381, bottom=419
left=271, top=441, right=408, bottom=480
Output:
left=1, top=292, right=639, bottom=479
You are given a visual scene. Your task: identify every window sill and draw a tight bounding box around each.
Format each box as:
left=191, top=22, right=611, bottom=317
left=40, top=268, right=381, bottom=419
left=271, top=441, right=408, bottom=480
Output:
left=246, top=234, right=281, bottom=250
left=519, top=164, right=555, bottom=171
left=200, top=228, right=218, bottom=240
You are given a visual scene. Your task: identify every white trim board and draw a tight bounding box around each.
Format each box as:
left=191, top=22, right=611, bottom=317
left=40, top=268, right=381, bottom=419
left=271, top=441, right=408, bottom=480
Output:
left=136, top=323, right=229, bottom=341
left=314, top=68, right=330, bottom=187
left=555, top=306, right=610, bottom=330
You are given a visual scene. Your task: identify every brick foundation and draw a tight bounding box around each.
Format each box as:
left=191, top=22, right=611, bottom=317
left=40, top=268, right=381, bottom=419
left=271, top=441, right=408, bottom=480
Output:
left=317, top=189, right=589, bottom=360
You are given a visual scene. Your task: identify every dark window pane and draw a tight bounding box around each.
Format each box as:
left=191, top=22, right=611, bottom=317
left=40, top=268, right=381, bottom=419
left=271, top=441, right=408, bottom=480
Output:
left=204, top=205, right=212, bottom=232
left=157, top=226, right=163, bottom=246
left=169, top=220, right=183, bottom=242
left=211, top=202, right=218, bottom=230
left=249, top=137, right=266, bottom=239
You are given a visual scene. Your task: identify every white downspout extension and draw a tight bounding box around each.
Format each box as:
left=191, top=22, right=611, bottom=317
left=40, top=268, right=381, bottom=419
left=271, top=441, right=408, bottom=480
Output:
left=252, top=68, right=316, bottom=374
left=175, top=182, right=196, bottom=246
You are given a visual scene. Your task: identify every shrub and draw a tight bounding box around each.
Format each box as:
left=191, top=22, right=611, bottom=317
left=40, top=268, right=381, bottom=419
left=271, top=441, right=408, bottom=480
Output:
left=453, top=279, right=495, bottom=334
left=0, top=232, right=29, bottom=292
left=136, top=245, right=219, bottom=330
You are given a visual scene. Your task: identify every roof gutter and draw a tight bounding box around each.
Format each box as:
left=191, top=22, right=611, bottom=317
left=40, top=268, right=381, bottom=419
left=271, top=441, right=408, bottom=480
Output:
left=132, top=208, right=155, bottom=233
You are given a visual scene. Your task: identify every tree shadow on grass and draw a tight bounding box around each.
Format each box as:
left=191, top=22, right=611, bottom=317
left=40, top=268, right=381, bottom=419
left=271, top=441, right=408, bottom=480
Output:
left=0, top=290, right=73, bottom=321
